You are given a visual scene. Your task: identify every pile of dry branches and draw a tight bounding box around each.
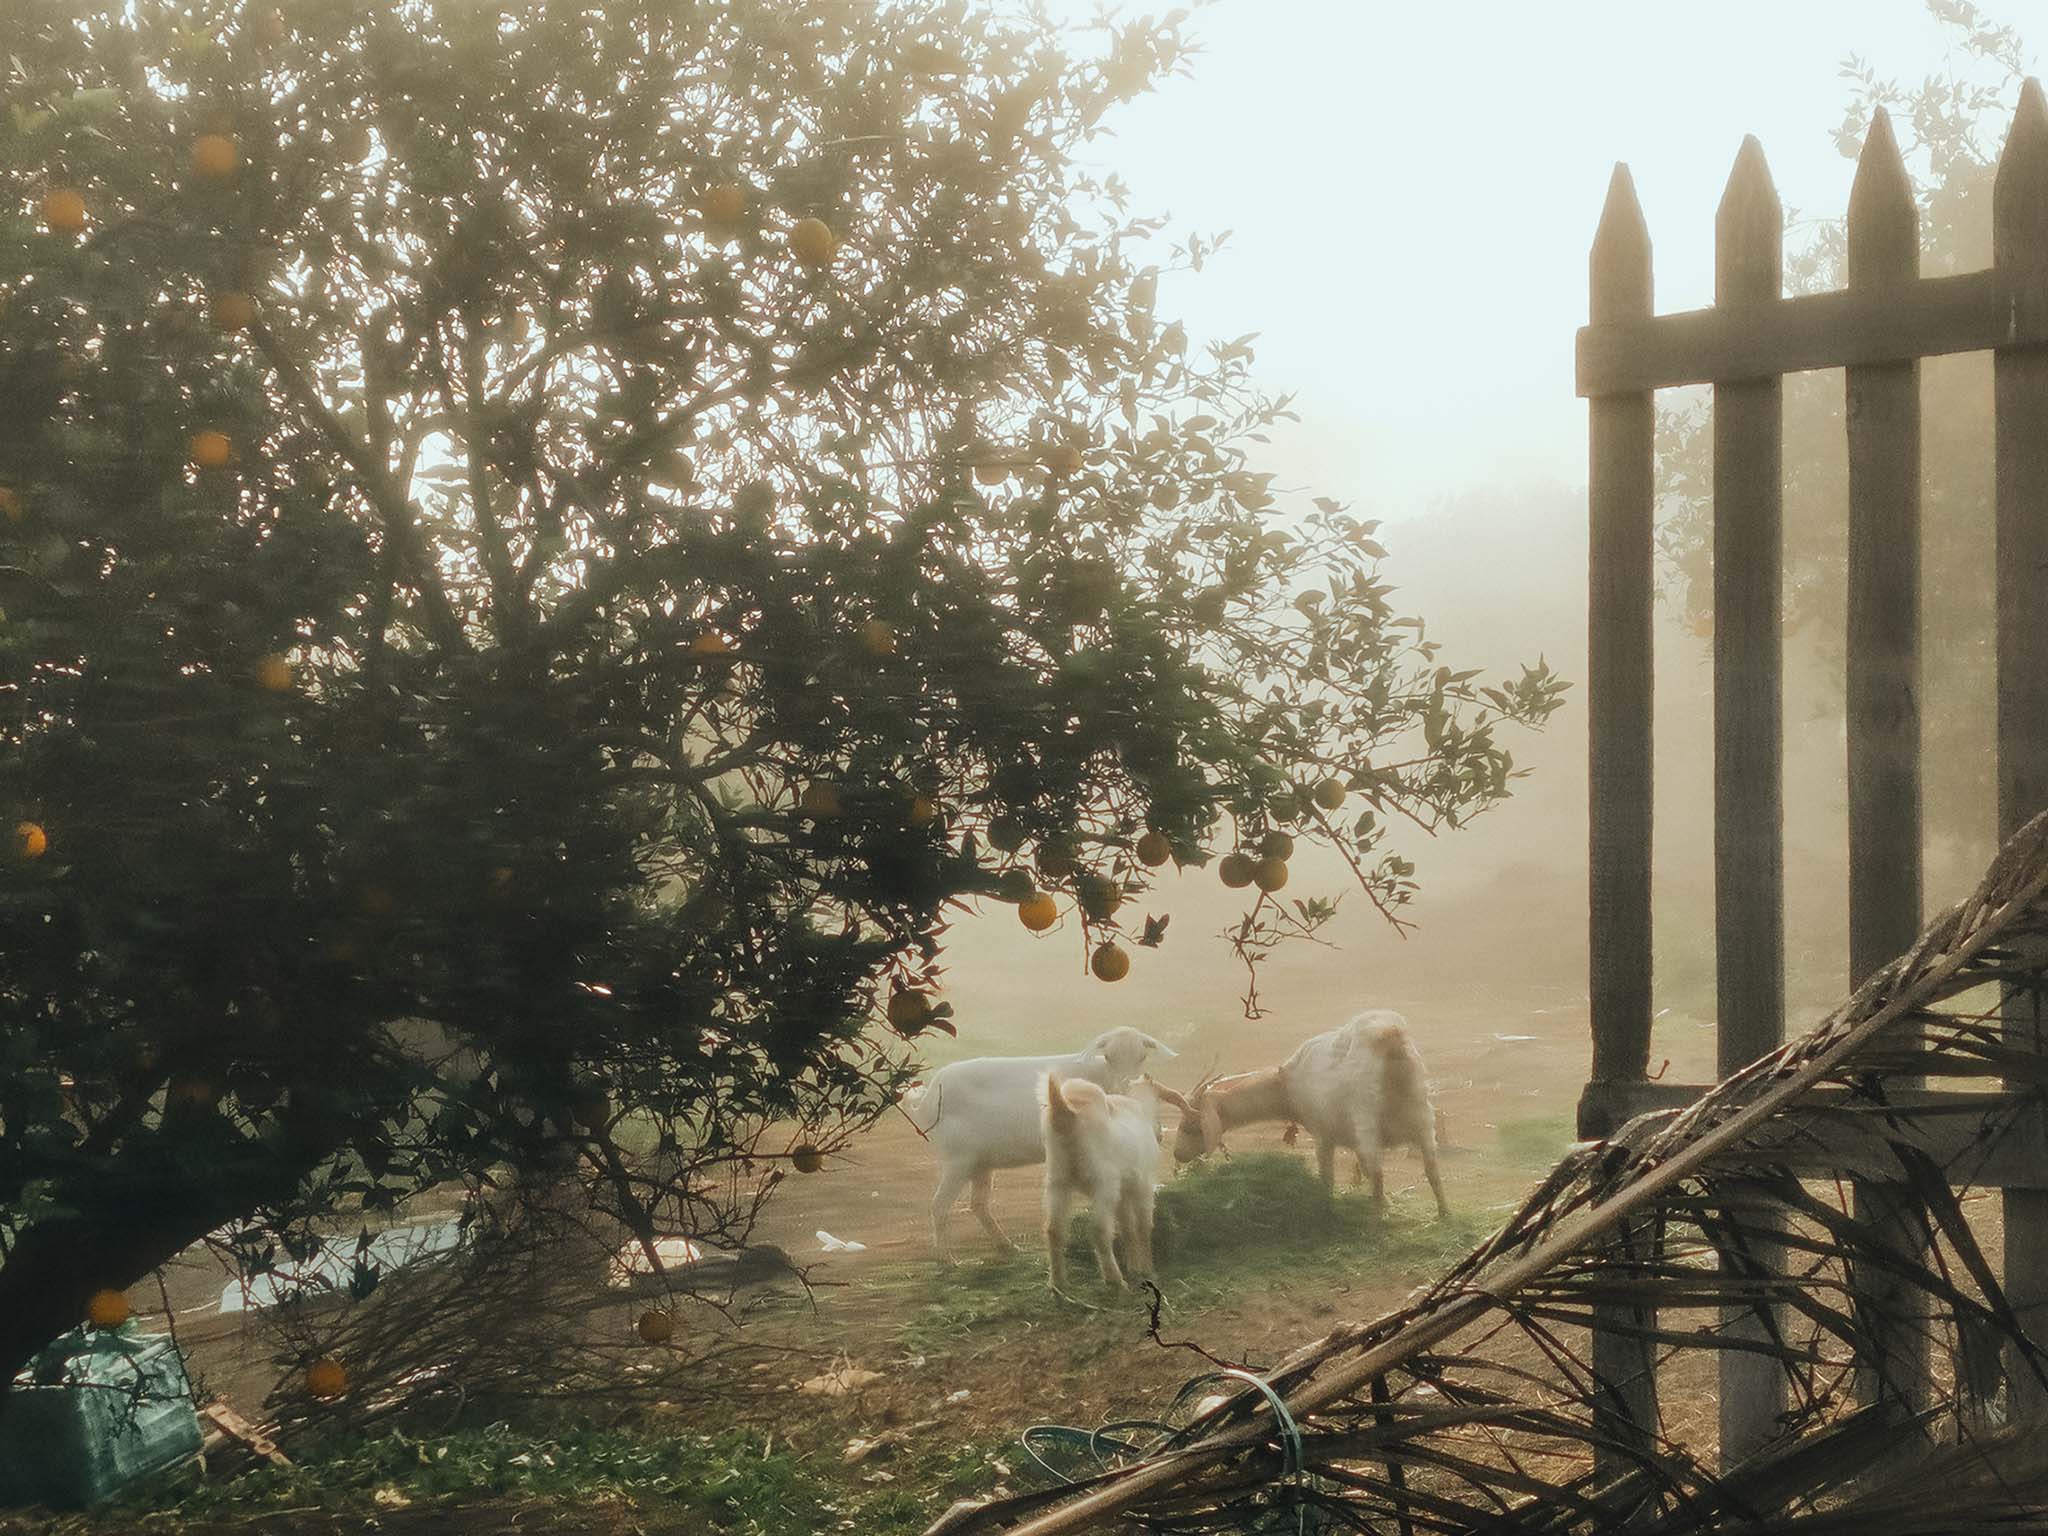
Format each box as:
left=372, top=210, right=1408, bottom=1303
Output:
left=256, top=1168, right=809, bottom=1434
left=935, top=811, right=2048, bottom=1535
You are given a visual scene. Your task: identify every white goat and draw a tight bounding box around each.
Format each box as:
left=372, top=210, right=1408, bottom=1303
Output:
left=909, top=1025, right=1174, bottom=1261
left=1040, top=1071, right=1170, bottom=1291
left=1167, top=1010, right=1448, bottom=1216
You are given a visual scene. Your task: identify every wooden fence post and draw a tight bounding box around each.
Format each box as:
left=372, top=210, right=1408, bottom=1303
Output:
left=1994, top=77, right=2048, bottom=1422
left=1585, top=161, right=1659, bottom=1467
left=1843, top=106, right=1930, bottom=1415
left=1712, top=134, right=1787, bottom=1468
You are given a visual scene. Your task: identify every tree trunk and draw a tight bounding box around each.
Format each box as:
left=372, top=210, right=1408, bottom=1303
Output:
left=0, top=1155, right=312, bottom=1410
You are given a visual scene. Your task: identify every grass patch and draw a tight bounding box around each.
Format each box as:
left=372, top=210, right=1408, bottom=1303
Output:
left=114, top=1412, right=1017, bottom=1535
left=882, top=1154, right=1490, bottom=1358
left=1152, top=1152, right=1358, bottom=1266
left=1153, top=1152, right=1485, bottom=1277
left=121, top=1419, right=827, bottom=1528
left=1494, top=1112, right=1576, bottom=1169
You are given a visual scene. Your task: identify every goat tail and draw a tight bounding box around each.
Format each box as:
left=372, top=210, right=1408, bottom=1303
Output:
left=1353, top=1014, right=1416, bottom=1057
left=903, top=1077, right=941, bottom=1133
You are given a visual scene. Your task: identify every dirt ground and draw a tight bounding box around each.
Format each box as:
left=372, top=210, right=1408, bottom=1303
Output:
left=23, top=869, right=1752, bottom=1529
left=137, top=971, right=1726, bottom=1453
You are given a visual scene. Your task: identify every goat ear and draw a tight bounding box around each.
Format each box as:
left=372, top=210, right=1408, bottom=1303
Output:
left=1141, top=1033, right=1178, bottom=1059
left=1200, top=1098, right=1224, bottom=1153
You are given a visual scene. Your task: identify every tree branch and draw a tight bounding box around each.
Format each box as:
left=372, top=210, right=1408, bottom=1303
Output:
left=249, top=319, right=469, bottom=654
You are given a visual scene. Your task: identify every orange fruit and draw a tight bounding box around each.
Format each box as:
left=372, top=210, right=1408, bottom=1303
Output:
left=790, top=1144, right=825, bottom=1174
left=304, top=1357, right=348, bottom=1398
left=191, top=133, right=239, bottom=179
left=1218, top=852, right=1255, bottom=889
left=857, top=618, right=896, bottom=657
left=886, top=990, right=929, bottom=1029
left=15, top=821, right=48, bottom=860
left=973, top=461, right=1010, bottom=486
left=1312, top=778, right=1347, bottom=811
left=256, top=654, right=293, bottom=691
left=986, top=817, right=1025, bottom=853
left=636, top=1309, right=676, bottom=1344
left=1036, top=842, right=1077, bottom=882
left=210, top=291, right=257, bottom=333
left=799, top=782, right=844, bottom=819
left=1043, top=444, right=1083, bottom=477
left=790, top=217, right=837, bottom=267
left=0, top=487, right=21, bottom=524
left=701, top=183, right=747, bottom=223
left=907, top=793, right=938, bottom=826
left=1150, top=483, right=1178, bottom=511
left=1076, top=873, right=1122, bottom=921
left=1259, top=831, right=1294, bottom=860
left=190, top=430, right=232, bottom=468
left=43, top=188, right=88, bottom=233
left=1090, top=942, right=1130, bottom=982
left=1254, top=856, right=1290, bottom=893
left=1134, top=830, right=1172, bottom=868
left=1017, top=891, right=1059, bottom=932
left=571, top=1091, right=609, bottom=1132
left=688, top=630, right=732, bottom=659
left=86, top=1288, right=130, bottom=1329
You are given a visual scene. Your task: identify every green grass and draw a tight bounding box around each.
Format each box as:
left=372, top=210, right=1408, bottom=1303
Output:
left=117, top=1413, right=1018, bottom=1535
left=883, top=1153, right=1493, bottom=1359
left=1495, top=1112, right=1578, bottom=1169
left=1152, top=1151, right=1491, bottom=1277
left=125, top=1419, right=816, bottom=1526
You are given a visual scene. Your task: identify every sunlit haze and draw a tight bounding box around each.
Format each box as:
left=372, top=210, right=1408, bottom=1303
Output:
left=936, top=0, right=2039, bottom=1055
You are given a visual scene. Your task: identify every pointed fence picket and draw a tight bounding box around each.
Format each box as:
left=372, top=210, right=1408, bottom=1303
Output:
left=1578, top=82, right=2048, bottom=1465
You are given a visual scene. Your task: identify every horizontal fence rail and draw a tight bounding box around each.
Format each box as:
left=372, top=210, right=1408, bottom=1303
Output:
left=1576, top=265, right=2048, bottom=395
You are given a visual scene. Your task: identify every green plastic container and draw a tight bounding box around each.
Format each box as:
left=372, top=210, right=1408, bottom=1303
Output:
left=0, top=1326, right=202, bottom=1508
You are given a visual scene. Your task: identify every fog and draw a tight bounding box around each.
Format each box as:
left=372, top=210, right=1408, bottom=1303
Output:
left=934, top=0, right=2038, bottom=1067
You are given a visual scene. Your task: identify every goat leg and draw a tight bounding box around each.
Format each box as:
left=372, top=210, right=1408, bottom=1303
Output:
left=931, top=1165, right=970, bottom=1264
left=968, top=1171, right=1019, bottom=1252
left=1043, top=1184, right=1074, bottom=1291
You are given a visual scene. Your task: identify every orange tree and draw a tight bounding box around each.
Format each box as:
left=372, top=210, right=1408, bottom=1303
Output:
left=0, top=0, right=1563, bottom=1383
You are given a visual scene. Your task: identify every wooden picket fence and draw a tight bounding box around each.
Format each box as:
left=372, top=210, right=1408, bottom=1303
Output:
left=1576, top=81, right=2048, bottom=1463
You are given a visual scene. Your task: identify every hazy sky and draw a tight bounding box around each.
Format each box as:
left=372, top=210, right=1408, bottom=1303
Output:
left=929, top=1, right=2039, bottom=1049
left=1037, top=0, right=2039, bottom=520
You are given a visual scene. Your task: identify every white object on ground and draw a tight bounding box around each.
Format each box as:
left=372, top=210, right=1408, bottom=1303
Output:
left=609, top=1234, right=703, bottom=1285
left=218, top=1218, right=465, bottom=1313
